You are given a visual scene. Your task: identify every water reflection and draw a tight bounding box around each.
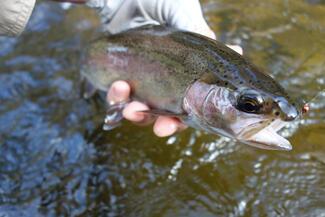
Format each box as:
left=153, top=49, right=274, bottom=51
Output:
left=0, top=0, right=324, bottom=216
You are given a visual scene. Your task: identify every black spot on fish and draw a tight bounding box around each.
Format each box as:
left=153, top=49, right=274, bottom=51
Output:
left=224, top=75, right=228, bottom=78
left=275, top=111, right=280, bottom=116
left=225, top=82, right=228, bottom=86
left=239, top=81, right=243, bottom=84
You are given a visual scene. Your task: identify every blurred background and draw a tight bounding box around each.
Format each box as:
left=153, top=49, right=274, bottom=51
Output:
left=0, top=0, right=324, bottom=216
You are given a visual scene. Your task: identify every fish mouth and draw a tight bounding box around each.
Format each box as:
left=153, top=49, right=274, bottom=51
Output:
left=242, top=119, right=292, bottom=151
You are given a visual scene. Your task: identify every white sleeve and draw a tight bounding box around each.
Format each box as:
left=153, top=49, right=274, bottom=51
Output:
left=86, top=0, right=147, bottom=35
left=86, top=0, right=215, bottom=39
left=0, top=0, right=36, bottom=36
left=139, top=0, right=216, bottom=39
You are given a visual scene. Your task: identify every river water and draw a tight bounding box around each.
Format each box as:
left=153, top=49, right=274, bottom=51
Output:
left=0, top=0, right=324, bottom=216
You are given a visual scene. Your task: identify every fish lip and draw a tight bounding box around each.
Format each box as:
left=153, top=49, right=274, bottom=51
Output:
left=240, top=119, right=292, bottom=151
left=243, top=138, right=292, bottom=151
left=277, top=97, right=300, bottom=121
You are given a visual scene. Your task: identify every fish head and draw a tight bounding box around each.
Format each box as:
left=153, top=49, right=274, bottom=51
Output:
left=229, top=87, right=301, bottom=150
left=184, top=81, right=302, bottom=151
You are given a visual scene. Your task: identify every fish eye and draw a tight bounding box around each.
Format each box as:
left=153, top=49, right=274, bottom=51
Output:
left=237, top=99, right=260, bottom=113
left=236, top=90, right=263, bottom=113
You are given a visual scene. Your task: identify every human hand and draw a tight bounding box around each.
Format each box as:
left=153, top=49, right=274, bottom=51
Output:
left=107, top=81, right=188, bottom=137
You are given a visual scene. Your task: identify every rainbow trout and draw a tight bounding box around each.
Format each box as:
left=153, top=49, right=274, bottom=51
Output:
left=82, top=25, right=304, bottom=151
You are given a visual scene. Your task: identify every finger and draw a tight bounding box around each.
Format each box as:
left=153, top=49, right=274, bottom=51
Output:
left=122, top=101, right=153, bottom=124
left=107, top=80, right=131, bottom=104
left=153, top=116, right=186, bottom=137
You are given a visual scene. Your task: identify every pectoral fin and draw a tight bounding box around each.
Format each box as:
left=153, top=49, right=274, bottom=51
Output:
left=80, top=76, right=97, bottom=99
left=139, top=109, right=186, bottom=118
left=103, top=101, right=129, bottom=131
left=104, top=105, right=186, bottom=131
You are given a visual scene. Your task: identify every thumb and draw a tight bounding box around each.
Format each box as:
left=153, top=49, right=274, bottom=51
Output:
left=162, top=0, right=216, bottom=39
left=140, top=0, right=216, bottom=39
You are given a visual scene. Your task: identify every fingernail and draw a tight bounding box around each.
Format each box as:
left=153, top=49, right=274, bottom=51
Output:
left=111, top=85, right=124, bottom=102
left=107, top=81, right=130, bottom=104
left=122, top=101, right=150, bottom=122
left=153, top=117, right=178, bottom=137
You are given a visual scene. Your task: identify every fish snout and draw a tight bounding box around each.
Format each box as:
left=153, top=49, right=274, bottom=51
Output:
left=283, top=108, right=299, bottom=121
left=277, top=98, right=299, bottom=121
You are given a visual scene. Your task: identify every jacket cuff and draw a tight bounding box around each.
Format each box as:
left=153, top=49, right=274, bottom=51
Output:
left=0, top=0, right=36, bottom=36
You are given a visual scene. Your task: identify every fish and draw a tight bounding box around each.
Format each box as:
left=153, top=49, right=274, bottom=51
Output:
left=81, top=25, right=304, bottom=151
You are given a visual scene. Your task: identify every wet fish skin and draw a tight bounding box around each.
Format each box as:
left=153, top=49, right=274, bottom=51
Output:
left=83, top=26, right=204, bottom=113
left=82, top=25, right=300, bottom=150
left=84, top=25, right=294, bottom=108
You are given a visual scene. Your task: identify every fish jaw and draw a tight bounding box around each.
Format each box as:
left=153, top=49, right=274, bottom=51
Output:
left=241, top=120, right=292, bottom=151
left=183, top=82, right=293, bottom=151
